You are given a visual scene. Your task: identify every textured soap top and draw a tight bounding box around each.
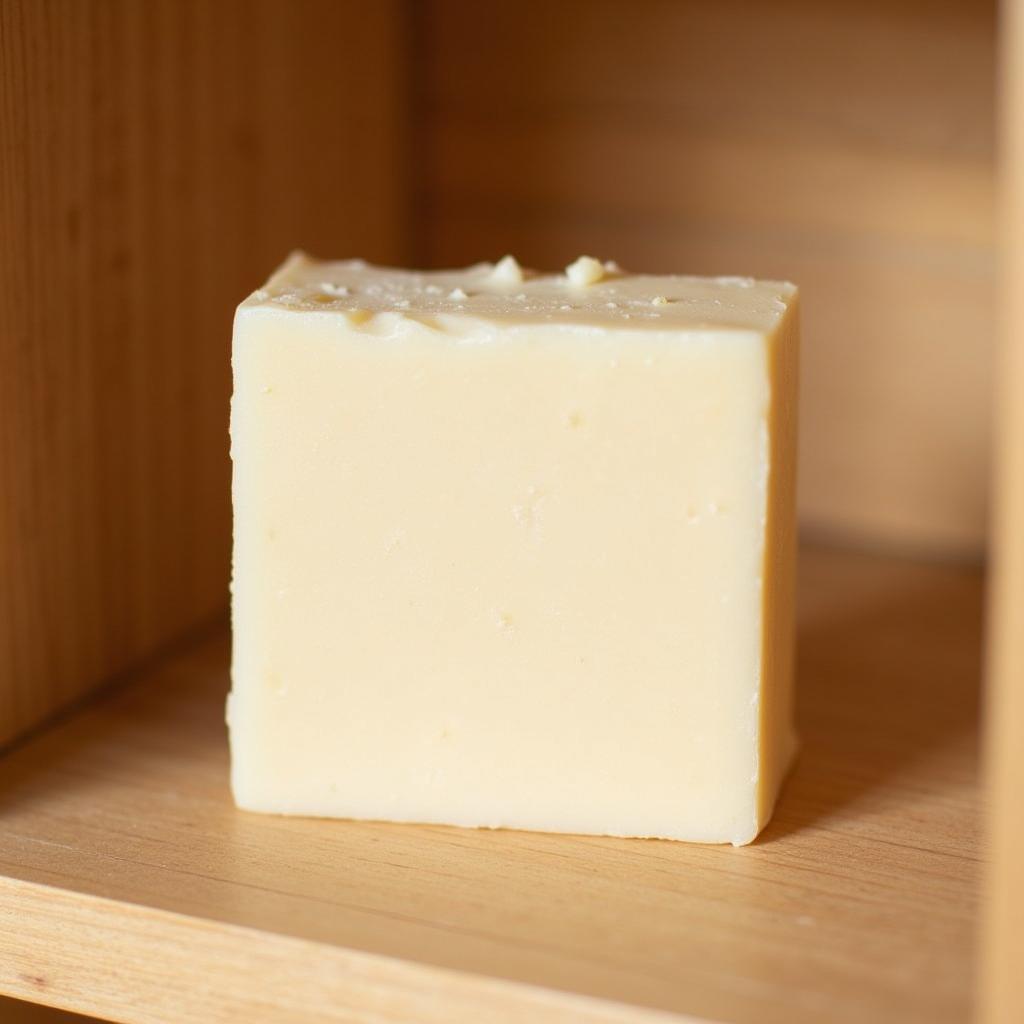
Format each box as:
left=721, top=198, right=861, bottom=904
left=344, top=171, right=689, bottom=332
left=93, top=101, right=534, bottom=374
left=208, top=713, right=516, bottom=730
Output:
left=242, top=252, right=797, bottom=334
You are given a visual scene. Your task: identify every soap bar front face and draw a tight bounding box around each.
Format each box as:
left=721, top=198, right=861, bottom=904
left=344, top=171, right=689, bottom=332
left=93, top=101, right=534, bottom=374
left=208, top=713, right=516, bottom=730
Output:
left=229, top=256, right=798, bottom=845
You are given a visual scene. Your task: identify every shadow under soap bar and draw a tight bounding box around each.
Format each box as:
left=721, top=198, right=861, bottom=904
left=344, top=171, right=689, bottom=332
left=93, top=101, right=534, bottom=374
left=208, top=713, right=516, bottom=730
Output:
left=228, top=254, right=799, bottom=845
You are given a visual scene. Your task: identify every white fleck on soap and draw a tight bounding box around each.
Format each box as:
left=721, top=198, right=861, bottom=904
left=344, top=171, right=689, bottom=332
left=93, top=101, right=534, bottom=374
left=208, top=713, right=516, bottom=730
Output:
left=229, top=253, right=800, bottom=845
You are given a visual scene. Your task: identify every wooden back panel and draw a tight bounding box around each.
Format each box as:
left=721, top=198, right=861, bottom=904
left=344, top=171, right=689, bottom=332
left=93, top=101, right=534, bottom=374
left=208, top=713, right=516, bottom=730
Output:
left=416, top=0, right=996, bottom=557
left=0, top=0, right=408, bottom=749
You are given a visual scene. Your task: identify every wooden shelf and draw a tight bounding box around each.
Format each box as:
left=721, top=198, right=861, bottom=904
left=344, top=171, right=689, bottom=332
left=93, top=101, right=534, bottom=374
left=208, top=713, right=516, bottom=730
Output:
left=0, top=547, right=982, bottom=1024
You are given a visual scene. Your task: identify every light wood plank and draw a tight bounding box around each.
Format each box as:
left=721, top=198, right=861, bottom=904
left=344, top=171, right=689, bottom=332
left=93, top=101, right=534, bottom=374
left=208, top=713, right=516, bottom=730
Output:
left=417, top=0, right=997, bottom=556
left=430, top=119, right=993, bottom=249
left=980, top=0, right=1024, bottom=1020
left=0, top=0, right=408, bottom=751
left=422, top=0, right=994, bottom=162
left=0, top=548, right=982, bottom=1024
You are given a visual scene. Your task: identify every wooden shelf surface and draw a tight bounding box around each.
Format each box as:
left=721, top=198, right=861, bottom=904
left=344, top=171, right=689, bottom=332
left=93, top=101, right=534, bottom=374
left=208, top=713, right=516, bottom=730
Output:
left=0, top=547, right=983, bottom=1024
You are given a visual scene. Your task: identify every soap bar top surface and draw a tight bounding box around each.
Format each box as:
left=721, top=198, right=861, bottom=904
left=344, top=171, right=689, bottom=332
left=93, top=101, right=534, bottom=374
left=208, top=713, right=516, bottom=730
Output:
left=242, top=252, right=796, bottom=334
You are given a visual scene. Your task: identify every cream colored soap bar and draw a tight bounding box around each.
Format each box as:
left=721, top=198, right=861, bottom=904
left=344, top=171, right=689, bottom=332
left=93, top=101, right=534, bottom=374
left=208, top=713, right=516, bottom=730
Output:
left=229, top=253, right=799, bottom=845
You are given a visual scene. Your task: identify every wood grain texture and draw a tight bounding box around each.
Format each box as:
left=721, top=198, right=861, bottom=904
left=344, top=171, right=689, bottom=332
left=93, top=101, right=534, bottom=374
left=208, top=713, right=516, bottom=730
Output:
left=980, top=1, right=1024, bottom=1020
left=0, top=0, right=408, bottom=751
left=0, top=548, right=982, bottom=1024
left=415, top=0, right=997, bottom=556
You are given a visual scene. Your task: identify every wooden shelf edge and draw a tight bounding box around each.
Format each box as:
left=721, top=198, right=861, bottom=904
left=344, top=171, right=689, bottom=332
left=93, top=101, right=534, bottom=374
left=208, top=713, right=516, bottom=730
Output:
left=0, top=873, right=687, bottom=1024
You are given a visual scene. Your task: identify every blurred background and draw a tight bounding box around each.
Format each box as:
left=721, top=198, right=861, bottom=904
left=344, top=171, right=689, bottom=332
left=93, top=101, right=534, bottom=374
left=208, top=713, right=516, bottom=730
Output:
left=0, top=1, right=1001, bottom=1018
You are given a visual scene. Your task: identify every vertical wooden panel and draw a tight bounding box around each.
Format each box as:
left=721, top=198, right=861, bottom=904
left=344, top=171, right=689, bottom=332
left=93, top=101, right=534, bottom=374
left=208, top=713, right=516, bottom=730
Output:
left=416, top=0, right=996, bottom=557
left=0, top=0, right=409, bottom=750
left=981, top=2, right=1024, bottom=1020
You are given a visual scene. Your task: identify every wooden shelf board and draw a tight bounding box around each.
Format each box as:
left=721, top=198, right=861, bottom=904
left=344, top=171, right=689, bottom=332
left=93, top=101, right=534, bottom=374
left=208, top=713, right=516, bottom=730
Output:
left=0, top=546, right=983, bottom=1024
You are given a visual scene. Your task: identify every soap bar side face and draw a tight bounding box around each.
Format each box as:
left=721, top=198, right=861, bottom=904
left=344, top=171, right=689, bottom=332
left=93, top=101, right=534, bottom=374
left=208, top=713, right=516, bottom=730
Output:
left=758, top=299, right=801, bottom=832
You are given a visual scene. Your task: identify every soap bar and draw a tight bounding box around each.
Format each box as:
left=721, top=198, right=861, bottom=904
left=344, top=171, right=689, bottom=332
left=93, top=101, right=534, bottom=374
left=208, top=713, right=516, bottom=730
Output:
left=229, top=253, right=799, bottom=845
